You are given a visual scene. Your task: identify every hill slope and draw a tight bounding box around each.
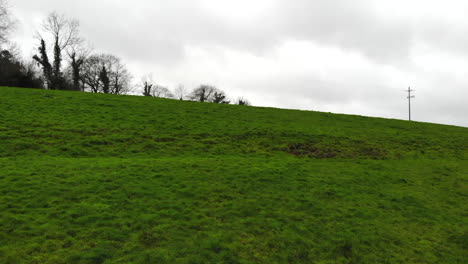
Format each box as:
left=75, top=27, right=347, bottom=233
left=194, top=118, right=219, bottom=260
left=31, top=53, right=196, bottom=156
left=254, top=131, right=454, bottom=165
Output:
left=0, top=87, right=467, bottom=263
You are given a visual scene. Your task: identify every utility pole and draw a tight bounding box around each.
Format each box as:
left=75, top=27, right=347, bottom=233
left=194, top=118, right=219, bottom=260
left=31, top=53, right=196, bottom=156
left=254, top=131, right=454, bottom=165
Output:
left=406, top=87, right=415, bottom=121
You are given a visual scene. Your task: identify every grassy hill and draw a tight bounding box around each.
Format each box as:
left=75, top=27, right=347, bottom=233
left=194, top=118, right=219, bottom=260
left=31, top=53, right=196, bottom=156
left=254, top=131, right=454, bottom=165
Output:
left=0, top=86, right=466, bottom=264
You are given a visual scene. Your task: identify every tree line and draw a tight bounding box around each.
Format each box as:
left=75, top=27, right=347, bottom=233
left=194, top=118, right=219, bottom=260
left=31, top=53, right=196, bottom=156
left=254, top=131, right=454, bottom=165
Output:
left=0, top=1, right=251, bottom=105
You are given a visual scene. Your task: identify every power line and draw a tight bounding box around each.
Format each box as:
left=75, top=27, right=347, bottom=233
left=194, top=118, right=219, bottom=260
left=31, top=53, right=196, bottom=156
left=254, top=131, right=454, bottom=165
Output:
left=406, top=87, right=415, bottom=121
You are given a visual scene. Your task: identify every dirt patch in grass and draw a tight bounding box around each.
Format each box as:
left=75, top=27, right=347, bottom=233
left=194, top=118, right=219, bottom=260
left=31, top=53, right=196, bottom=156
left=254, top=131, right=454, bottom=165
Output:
left=287, top=136, right=388, bottom=159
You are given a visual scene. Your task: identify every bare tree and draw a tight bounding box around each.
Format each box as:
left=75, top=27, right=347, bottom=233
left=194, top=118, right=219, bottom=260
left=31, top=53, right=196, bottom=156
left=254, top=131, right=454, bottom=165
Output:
left=140, top=74, right=154, bottom=96
left=142, top=83, right=152, bottom=96
left=189, top=85, right=231, bottom=103
left=99, top=66, right=110, bottom=94
left=174, top=84, right=187, bottom=100
left=152, top=85, right=174, bottom=98
left=81, top=53, right=131, bottom=94
left=110, top=59, right=131, bottom=95
left=67, top=44, right=90, bottom=91
left=236, top=97, right=251, bottom=106
left=189, top=85, right=218, bottom=102
left=32, top=39, right=53, bottom=87
left=139, top=75, right=173, bottom=98
left=212, top=91, right=230, bottom=104
left=81, top=54, right=102, bottom=93
left=33, top=12, right=81, bottom=89
left=0, top=0, right=14, bottom=45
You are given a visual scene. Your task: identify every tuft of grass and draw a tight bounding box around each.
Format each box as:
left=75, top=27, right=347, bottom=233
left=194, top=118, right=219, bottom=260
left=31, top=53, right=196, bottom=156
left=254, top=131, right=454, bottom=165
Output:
left=0, top=86, right=467, bottom=263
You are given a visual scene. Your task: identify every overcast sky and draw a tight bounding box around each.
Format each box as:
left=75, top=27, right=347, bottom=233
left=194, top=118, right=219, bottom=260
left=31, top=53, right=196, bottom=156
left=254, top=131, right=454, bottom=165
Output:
left=8, top=0, right=468, bottom=127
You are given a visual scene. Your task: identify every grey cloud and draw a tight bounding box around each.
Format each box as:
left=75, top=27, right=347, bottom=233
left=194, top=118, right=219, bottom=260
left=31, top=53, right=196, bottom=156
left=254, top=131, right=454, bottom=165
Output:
left=273, top=0, right=414, bottom=63
left=130, top=0, right=415, bottom=64
left=417, top=22, right=468, bottom=57
left=14, top=0, right=414, bottom=64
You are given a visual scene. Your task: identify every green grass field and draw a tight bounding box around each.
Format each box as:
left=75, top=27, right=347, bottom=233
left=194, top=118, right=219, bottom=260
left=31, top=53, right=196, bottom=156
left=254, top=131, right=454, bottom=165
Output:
left=0, top=86, right=467, bottom=263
